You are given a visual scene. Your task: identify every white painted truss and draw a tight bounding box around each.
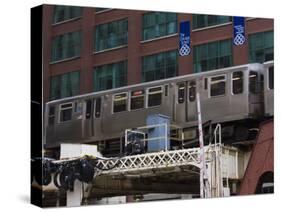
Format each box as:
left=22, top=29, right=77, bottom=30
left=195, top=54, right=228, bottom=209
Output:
left=97, top=145, right=217, bottom=175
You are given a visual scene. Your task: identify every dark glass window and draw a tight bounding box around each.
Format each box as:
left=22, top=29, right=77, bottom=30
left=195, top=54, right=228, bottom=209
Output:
left=86, top=100, right=92, bottom=119
left=164, top=85, right=169, bottom=96
left=51, top=31, right=81, bottom=62
left=249, top=31, right=273, bottom=63
left=269, top=66, right=274, bottom=90
left=193, top=39, right=232, bottom=73
left=189, top=81, right=196, bottom=102
left=249, top=71, right=258, bottom=94
left=204, top=78, right=208, bottom=90
left=232, top=71, right=243, bottom=94
left=142, top=12, right=177, bottom=40
left=53, top=6, right=83, bottom=24
left=93, top=61, right=127, bottom=92
left=59, top=103, right=73, bottom=122
left=113, top=93, right=127, bottom=113
left=148, top=87, right=162, bottom=107
left=95, top=98, right=101, bottom=118
left=94, top=19, right=128, bottom=52
left=50, top=71, right=80, bottom=100
left=210, top=75, right=226, bottom=97
left=130, top=90, right=145, bottom=110
left=48, top=106, right=55, bottom=125
left=178, top=83, right=185, bottom=104
left=192, top=15, right=232, bottom=29
left=142, top=50, right=178, bottom=82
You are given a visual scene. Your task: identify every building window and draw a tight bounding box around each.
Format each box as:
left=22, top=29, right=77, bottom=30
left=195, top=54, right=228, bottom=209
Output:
left=59, top=103, right=73, bottom=122
left=249, top=31, right=274, bottom=63
left=232, top=71, right=243, bottom=94
left=193, top=39, right=232, bottom=73
left=50, top=71, right=80, bottom=100
left=51, top=31, right=81, bottom=62
left=142, top=50, right=178, bottom=82
left=53, top=6, right=83, bottom=24
left=113, top=93, right=127, bottom=113
left=93, top=61, right=127, bottom=92
left=147, top=87, right=162, bottom=107
left=192, top=15, right=232, bottom=29
left=210, top=75, right=226, bottom=97
left=142, top=12, right=177, bottom=41
left=130, top=90, right=145, bottom=110
left=94, top=19, right=128, bottom=52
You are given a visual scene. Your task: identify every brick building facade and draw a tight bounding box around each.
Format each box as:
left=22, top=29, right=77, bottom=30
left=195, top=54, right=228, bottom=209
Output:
left=42, top=5, right=273, bottom=102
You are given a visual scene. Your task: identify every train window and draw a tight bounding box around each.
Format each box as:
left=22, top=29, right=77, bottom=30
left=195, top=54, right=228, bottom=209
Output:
left=147, top=86, right=162, bottom=107
left=260, top=74, right=264, bottom=92
left=131, top=90, right=145, bottom=110
left=269, top=67, right=274, bottom=89
left=210, top=75, right=226, bottom=97
left=164, top=85, right=168, bottom=96
left=85, top=100, right=92, bottom=119
left=232, top=71, right=243, bottom=94
left=74, top=102, right=83, bottom=113
left=113, top=93, right=127, bottom=113
left=249, top=71, right=258, bottom=94
left=95, top=97, right=101, bottom=118
left=59, top=103, right=73, bottom=122
left=189, top=81, right=196, bottom=102
left=204, top=78, right=208, bottom=90
left=48, top=106, right=55, bottom=126
left=178, top=83, right=185, bottom=104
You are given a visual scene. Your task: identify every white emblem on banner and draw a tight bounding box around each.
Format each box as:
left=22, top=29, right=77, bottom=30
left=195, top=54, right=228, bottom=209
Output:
left=179, top=33, right=190, bottom=56
left=234, top=24, right=245, bottom=46
left=234, top=33, right=245, bottom=45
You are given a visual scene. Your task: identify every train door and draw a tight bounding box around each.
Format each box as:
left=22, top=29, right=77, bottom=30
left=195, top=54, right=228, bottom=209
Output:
left=84, top=99, right=93, bottom=138
left=187, top=80, right=197, bottom=122
left=84, top=97, right=102, bottom=138
left=175, top=82, right=187, bottom=123
left=248, top=71, right=264, bottom=117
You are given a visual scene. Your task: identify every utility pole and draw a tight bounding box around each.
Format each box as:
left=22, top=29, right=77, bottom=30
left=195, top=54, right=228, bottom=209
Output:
left=196, top=81, right=208, bottom=198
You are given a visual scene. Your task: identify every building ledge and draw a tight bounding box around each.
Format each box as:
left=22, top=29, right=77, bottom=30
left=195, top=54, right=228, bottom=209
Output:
left=49, top=56, right=80, bottom=65
left=192, top=22, right=232, bottom=32
left=95, top=9, right=114, bottom=14
left=140, top=33, right=178, bottom=44
left=93, top=45, right=127, bottom=54
left=52, top=17, right=82, bottom=26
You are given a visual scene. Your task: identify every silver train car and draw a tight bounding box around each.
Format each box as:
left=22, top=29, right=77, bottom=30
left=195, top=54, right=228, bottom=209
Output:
left=45, top=62, right=274, bottom=154
left=263, top=61, right=274, bottom=117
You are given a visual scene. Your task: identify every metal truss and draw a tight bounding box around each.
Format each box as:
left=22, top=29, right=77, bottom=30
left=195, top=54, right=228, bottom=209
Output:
left=97, top=146, right=216, bottom=175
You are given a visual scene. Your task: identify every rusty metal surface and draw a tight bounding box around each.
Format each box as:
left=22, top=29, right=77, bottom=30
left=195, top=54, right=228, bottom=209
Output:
left=239, top=119, right=274, bottom=195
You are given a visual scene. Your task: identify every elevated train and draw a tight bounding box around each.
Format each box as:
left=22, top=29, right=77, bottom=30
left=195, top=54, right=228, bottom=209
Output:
left=45, top=61, right=274, bottom=156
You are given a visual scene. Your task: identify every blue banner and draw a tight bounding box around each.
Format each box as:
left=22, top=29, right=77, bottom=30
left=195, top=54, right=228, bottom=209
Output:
left=233, top=16, right=246, bottom=46
left=179, top=21, right=191, bottom=56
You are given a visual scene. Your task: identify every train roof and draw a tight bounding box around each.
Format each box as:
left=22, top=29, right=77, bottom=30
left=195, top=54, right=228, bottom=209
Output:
left=46, top=63, right=264, bottom=105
